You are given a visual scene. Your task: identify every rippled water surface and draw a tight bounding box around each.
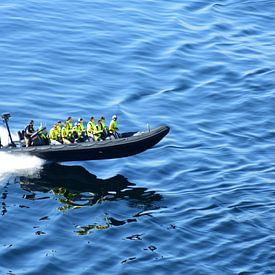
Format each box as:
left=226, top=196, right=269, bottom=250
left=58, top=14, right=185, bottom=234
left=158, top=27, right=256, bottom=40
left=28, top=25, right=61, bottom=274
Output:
left=0, top=0, right=275, bottom=274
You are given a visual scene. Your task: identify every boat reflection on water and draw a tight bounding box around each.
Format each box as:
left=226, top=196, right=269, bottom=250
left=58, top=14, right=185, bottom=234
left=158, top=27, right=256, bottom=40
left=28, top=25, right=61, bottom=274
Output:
left=19, top=163, right=162, bottom=234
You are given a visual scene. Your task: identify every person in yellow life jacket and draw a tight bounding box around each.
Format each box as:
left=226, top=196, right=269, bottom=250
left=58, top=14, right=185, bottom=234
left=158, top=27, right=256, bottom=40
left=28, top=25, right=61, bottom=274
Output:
left=65, top=117, right=73, bottom=141
left=93, top=119, right=103, bottom=141
left=56, top=120, right=62, bottom=140
left=87, top=116, right=96, bottom=141
left=66, top=116, right=73, bottom=134
left=76, top=121, right=86, bottom=142
left=100, top=116, right=107, bottom=129
left=78, top=118, right=88, bottom=142
left=49, top=124, right=62, bottom=145
left=109, top=115, right=119, bottom=139
left=71, top=122, right=79, bottom=142
left=78, top=118, right=85, bottom=132
left=99, top=116, right=108, bottom=140
left=61, top=122, right=71, bottom=144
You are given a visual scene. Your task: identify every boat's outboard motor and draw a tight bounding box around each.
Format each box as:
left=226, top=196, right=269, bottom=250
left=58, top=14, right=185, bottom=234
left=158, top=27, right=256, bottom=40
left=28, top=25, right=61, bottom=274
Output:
left=18, top=130, right=25, bottom=141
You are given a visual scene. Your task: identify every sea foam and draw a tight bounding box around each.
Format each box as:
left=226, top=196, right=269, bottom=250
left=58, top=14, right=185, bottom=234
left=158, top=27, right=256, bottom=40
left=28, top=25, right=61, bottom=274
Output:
left=0, top=126, right=45, bottom=182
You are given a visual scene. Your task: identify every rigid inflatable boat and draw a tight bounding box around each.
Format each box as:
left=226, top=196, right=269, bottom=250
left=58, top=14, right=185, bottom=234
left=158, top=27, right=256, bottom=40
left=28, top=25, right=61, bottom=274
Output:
left=1, top=123, right=169, bottom=162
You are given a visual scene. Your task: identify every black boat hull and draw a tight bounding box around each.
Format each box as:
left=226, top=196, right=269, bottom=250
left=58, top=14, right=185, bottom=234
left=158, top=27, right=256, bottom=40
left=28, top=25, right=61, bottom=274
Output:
left=1, top=126, right=169, bottom=162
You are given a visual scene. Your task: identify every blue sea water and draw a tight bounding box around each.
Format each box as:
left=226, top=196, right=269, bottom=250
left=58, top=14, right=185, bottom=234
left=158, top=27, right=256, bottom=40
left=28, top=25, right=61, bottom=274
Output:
left=0, top=0, right=275, bottom=274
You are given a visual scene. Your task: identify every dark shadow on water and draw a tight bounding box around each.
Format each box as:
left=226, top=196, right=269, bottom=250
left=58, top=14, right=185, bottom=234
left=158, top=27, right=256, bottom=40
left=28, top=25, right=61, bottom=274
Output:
left=19, top=163, right=162, bottom=234
left=20, top=162, right=161, bottom=205
left=20, top=162, right=134, bottom=194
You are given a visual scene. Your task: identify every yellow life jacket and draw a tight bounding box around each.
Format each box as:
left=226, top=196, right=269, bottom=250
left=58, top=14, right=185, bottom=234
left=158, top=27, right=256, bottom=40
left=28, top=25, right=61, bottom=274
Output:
left=72, top=125, right=78, bottom=134
left=61, top=127, right=69, bottom=139
left=66, top=120, right=73, bottom=133
left=79, top=121, right=85, bottom=132
left=56, top=124, right=62, bottom=138
left=109, top=120, right=117, bottom=134
left=77, top=125, right=83, bottom=136
left=49, top=128, right=59, bottom=140
left=87, top=121, right=96, bottom=134
left=101, top=119, right=107, bottom=129
left=97, top=123, right=102, bottom=132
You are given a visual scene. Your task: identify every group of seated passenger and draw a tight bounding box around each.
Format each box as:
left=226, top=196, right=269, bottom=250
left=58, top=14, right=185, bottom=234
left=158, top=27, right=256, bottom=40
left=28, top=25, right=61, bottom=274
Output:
left=24, top=115, right=119, bottom=146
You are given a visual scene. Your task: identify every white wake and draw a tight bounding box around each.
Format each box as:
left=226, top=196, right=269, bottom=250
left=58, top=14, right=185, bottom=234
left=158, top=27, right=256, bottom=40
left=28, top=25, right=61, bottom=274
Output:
left=0, top=152, right=45, bottom=183
left=0, top=126, right=18, bottom=146
left=0, top=126, right=45, bottom=183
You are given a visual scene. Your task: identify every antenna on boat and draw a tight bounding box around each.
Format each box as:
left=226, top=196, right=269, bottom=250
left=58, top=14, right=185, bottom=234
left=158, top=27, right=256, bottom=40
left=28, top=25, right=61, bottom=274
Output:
left=1, top=113, right=16, bottom=147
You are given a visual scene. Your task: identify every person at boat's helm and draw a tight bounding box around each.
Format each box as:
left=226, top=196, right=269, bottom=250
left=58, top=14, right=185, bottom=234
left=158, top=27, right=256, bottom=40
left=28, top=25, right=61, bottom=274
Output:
left=109, top=115, right=119, bottom=139
left=87, top=116, right=96, bottom=141
left=61, top=121, right=71, bottom=144
left=24, top=120, right=35, bottom=147
left=49, top=123, right=62, bottom=145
